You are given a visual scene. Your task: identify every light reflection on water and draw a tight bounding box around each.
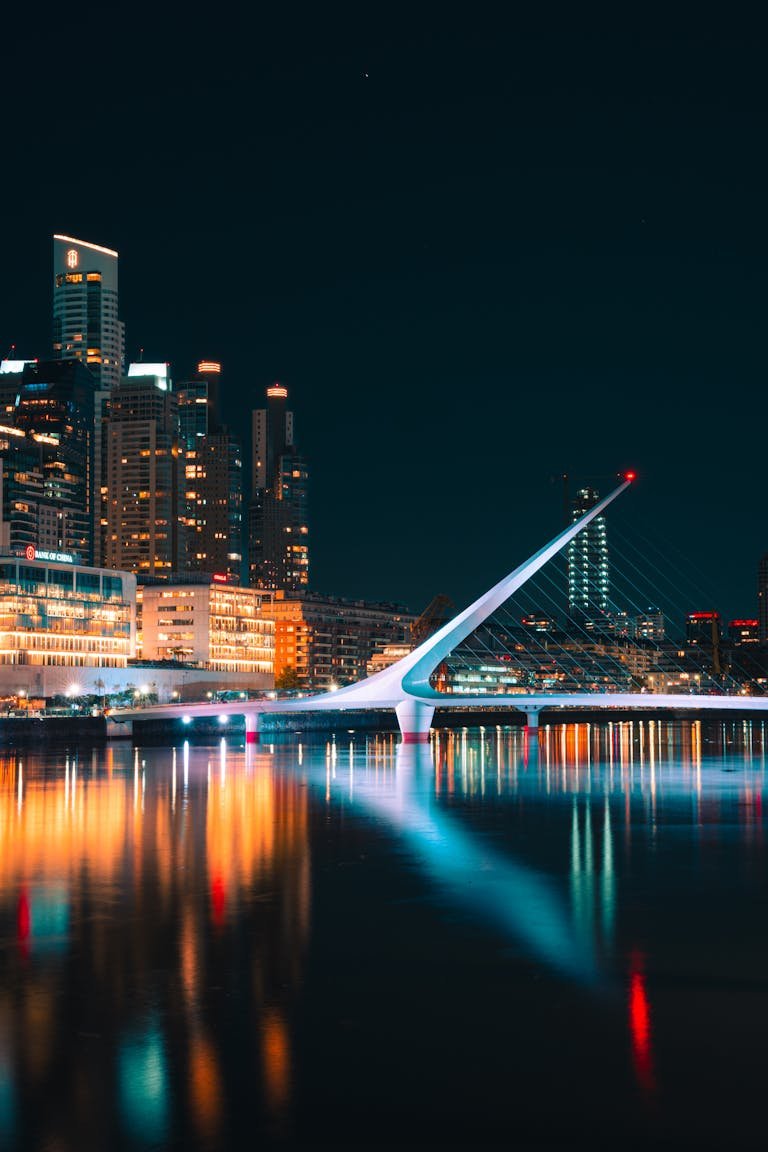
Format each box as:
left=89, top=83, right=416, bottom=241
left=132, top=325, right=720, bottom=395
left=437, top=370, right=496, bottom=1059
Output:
left=0, top=719, right=766, bottom=1147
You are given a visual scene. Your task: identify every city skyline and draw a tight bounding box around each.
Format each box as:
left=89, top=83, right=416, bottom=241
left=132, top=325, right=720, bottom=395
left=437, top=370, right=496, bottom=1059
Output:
left=0, top=28, right=762, bottom=624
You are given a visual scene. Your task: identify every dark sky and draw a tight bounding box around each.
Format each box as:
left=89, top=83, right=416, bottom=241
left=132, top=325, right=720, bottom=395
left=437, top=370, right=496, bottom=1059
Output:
left=1, top=19, right=763, bottom=620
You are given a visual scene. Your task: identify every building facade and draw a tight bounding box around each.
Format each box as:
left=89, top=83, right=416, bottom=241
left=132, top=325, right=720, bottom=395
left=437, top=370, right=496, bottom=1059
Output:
left=103, top=375, right=181, bottom=577
left=0, top=360, right=95, bottom=562
left=177, top=362, right=243, bottom=583
left=52, top=235, right=124, bottom=564
left=264, top=592, right=413, bottom=690
left=141, top=581, right=274, bottom=677
left=567, top=486, right=609, bottom=627
left=0, top=551, right=135, bottom=699
left=183, top=433, right=243, bottom=582
left=249, top=384, right=309, bottom=591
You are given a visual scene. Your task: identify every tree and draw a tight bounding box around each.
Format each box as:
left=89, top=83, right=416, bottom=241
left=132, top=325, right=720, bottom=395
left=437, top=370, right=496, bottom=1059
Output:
left=275, top=666, right=302, bottom=691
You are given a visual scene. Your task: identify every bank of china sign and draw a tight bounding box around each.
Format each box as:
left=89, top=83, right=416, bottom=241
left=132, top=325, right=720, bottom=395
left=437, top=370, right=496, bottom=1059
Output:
left=24, top=545, right=76, bottom=565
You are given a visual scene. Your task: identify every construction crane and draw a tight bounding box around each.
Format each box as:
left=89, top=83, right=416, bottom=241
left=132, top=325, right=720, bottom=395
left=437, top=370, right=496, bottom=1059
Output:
left=411, top=593, right=455, bottom=644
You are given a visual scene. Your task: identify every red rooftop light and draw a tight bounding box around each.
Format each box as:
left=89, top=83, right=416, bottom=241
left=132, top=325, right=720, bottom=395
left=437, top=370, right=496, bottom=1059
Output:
left=623, top=471, right=637, bottom=482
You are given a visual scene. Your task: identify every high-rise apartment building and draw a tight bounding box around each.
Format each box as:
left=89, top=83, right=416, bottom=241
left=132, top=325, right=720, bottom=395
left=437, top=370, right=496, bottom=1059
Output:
left=103, top=375, right=181, bottom=578
left=184, top=433, right=243, bottom=582
left=52, top=235, right=125, bottom=564
left=178, top=361, right=243, bottom=582
left=249, top=383, right=309, bottom=591
left=567, top=487, right=609, bottom=626
left=0, top=360, right=95, bottom=560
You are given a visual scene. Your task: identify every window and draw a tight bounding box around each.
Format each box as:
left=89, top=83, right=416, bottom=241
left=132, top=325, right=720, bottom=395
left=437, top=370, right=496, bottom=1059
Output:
left=48, top=569, right=74, bottom=591
left=76, top=571, right=101, bottom=594
left=103, top=575, right=123, bottom=599
left=18, top=565, right=46, bottom=588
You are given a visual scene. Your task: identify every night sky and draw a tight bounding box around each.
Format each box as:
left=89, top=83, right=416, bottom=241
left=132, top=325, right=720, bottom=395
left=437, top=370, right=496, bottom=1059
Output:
left=1, top=21, right=763, bottom=621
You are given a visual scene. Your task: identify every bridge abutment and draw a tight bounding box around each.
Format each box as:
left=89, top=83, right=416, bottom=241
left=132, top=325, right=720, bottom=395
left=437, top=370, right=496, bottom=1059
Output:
left=396, top=699, right=435, bottom=744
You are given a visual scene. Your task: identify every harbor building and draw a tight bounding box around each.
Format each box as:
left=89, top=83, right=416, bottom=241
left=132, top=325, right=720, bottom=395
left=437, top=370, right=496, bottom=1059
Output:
left=141, top=580, right=274, bottom=681
left=0, top=549, right=136, bottom=697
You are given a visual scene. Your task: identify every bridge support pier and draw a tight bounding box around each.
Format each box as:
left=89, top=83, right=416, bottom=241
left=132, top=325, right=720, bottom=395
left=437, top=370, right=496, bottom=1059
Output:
left=523, top=706, right=543, bottom=739
left=396, top=699, right=435, bottom=744
left=244, top=713, right=261, bottom=745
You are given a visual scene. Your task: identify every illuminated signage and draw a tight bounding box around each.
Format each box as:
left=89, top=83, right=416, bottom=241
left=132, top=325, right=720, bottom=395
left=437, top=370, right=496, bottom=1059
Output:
left=23, top=546, right=76, bottom=565
left=66, top=248, right=79, bottom=269
left=0, top=359, right=36, bottom=375
left=212, top=573, right=228, bottom=583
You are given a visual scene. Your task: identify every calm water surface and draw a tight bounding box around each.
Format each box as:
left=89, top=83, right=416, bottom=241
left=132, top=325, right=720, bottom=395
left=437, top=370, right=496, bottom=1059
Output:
left=1, top=720, right=768, bottom=1149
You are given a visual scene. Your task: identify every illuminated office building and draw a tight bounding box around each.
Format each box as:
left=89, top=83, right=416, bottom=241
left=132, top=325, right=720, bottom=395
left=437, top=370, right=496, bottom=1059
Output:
left=0, top=551, right=135, bottom=697
left=567, top=487, right=609, bottom=627
left=0, top=360, right=95, bottom=561
left=52, top=234, right=124, bottom=563
left=249, top=383, right=309, bottom=591
left=141, top=581, right=273, bottom=678
left=103, top=376, right=181, bottom=578
left=177, top=379, right=210, bottom=450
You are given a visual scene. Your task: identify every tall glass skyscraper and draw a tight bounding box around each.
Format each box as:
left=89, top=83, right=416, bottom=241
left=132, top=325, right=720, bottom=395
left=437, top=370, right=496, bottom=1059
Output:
left=0, top=359, right=95, bottom=561
left=52, top=234, right=125, bottom=564
left=248, top=383, right=309, bottom=591
left=567, top=486, right=609, bottom=626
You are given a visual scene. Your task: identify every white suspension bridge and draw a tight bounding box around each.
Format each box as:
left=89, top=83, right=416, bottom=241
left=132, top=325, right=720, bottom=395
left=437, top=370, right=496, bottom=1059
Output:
left=112, top=474, right=768, bottom=741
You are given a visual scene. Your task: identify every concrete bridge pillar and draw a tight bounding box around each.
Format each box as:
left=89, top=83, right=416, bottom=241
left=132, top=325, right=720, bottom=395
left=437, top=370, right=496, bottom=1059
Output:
left=523, top=706, right=543, bottom=739
left=396, top=699, right=435, bottom=744
left=244, top=713, right=261, bottom=745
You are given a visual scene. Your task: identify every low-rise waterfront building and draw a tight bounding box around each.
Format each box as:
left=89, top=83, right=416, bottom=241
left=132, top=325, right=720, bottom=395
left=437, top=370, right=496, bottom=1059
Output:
left=265, top=591, right=414, bottom=691
left=141, top=580, right=274, bottom=682
left=0, top=549, right=136, bottom=697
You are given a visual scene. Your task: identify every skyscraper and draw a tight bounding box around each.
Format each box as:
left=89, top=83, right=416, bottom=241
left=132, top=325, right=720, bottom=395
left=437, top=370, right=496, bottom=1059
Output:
left=184, top=433, right=243, bottom=582
left=248, top=383, right=309, bottom=591
left=178, top=361, right=243, bottom=583
left=0, top=359, right=95, bottom=560
left=103, top=375, right=181, bottom=578
left=567, top=486, right=609, bottom=626
left=52, top=234, right=125, bottom=563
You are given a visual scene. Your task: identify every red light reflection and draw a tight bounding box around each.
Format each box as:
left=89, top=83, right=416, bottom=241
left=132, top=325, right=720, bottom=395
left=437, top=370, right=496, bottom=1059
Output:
left=210, top=874, right=226, bottom=927
left=629, top=952, right=655, bottom=1096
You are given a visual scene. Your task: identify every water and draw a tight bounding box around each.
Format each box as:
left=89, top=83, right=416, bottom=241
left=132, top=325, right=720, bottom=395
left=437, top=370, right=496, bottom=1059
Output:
left=1, top=720, right=767, bottom=1149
